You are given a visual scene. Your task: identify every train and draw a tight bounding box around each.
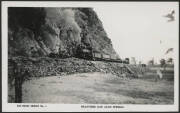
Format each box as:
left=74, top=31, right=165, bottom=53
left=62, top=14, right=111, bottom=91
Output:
left=48, top=43, right=129, bottom=64
left=92, top=52, right=123, bottom=63
left=92, top=52, right=129, bottom=64
left=76, top=46, right=129, bottom=64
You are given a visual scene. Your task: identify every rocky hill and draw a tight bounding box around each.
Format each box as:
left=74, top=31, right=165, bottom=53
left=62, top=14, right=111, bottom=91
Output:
left=8, top=7, right=119, bottom=58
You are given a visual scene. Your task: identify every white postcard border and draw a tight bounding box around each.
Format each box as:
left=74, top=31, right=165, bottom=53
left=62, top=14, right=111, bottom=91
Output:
left=1, top=1, right=179, bottom=112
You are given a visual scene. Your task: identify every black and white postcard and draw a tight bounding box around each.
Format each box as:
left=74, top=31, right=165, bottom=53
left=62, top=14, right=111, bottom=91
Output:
left=1, top=1, right=179, bottom=112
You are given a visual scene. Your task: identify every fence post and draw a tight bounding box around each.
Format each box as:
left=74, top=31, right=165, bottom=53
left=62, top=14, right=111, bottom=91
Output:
left=15, top=75, right=22, bottom=103
left=14, top=63, right=27, bottom=103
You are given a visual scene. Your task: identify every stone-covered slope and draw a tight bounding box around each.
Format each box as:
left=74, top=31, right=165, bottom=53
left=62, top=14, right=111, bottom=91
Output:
left=8, top=7, right=119, bottom=58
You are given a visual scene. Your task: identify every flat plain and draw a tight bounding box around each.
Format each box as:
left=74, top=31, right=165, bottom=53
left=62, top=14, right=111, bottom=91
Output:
left=22, top=72, right=174, bottom=104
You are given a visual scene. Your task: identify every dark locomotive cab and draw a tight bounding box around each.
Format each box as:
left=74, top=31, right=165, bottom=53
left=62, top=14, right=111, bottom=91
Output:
left=76, top=42, right=124, bottom=63
left=76, top=43, right=93, bottom=60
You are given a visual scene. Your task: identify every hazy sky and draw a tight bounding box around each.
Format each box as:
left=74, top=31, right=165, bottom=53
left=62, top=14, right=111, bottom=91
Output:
left=94, top=2, right=179, bottom=64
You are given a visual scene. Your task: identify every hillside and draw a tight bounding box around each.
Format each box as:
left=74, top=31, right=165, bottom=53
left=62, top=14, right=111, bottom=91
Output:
left=8, top=7, right=119, bottom=58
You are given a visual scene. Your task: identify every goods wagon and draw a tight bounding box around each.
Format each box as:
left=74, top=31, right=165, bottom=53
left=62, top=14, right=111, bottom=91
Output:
left=76, top=44, right=125, bottom=63
left=102, top=54, right=110, bottom=59
left=93, top=53, right=101, bottom=58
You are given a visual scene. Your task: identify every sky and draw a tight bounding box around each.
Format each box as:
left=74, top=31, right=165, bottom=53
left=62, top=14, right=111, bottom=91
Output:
left=93, top=2, right=179, bottom=64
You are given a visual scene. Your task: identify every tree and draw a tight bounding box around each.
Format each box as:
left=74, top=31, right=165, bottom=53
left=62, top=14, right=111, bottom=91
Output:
left=125, top=58, right=129, bottom=64
left=167, top=58, right=173, bottom=64
left=148, top=59, right=154, bottom=65
left=160, top=58, right=166, bottom=70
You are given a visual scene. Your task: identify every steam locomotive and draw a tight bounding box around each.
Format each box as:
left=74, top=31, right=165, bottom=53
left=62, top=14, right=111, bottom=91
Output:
left=76, top=44, right=129, bottom=64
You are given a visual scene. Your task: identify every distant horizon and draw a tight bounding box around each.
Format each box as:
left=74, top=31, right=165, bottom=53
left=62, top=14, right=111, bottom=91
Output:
left=94, top=2, right=178, bottom=64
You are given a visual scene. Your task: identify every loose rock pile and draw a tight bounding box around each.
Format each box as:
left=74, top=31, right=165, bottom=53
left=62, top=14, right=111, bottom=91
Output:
left=8, top=57, right=134, bottom=79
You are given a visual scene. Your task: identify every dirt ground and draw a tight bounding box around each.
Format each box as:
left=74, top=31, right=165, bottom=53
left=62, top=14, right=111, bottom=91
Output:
left=22, top=72, right=174, bottom=104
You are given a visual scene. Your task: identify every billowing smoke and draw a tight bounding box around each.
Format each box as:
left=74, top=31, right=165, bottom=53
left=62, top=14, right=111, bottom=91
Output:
left=44, top=8, right=82, bottom=55
left=45, top=8, right=81, bottom=43
left=45, top=8, right=81, bottom=33
left=60, top=9, right=81, bottom=34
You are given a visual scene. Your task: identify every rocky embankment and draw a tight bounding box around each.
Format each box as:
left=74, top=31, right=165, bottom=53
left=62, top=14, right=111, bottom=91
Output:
left=9, top=57, right=131, bottom=77
left=8, top=57, right=134, bottom=85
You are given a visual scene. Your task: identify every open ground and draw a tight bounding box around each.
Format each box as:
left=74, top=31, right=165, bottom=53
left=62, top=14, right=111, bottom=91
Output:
left=22, top=72, right=174, bottom=104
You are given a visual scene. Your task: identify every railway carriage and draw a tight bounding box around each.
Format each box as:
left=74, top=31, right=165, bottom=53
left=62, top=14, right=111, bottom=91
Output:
left=102, top=54, right=110, bottom=59
left=93, top=52, right=101, bottom=59
left=76, top=44, right=124, bottom=63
